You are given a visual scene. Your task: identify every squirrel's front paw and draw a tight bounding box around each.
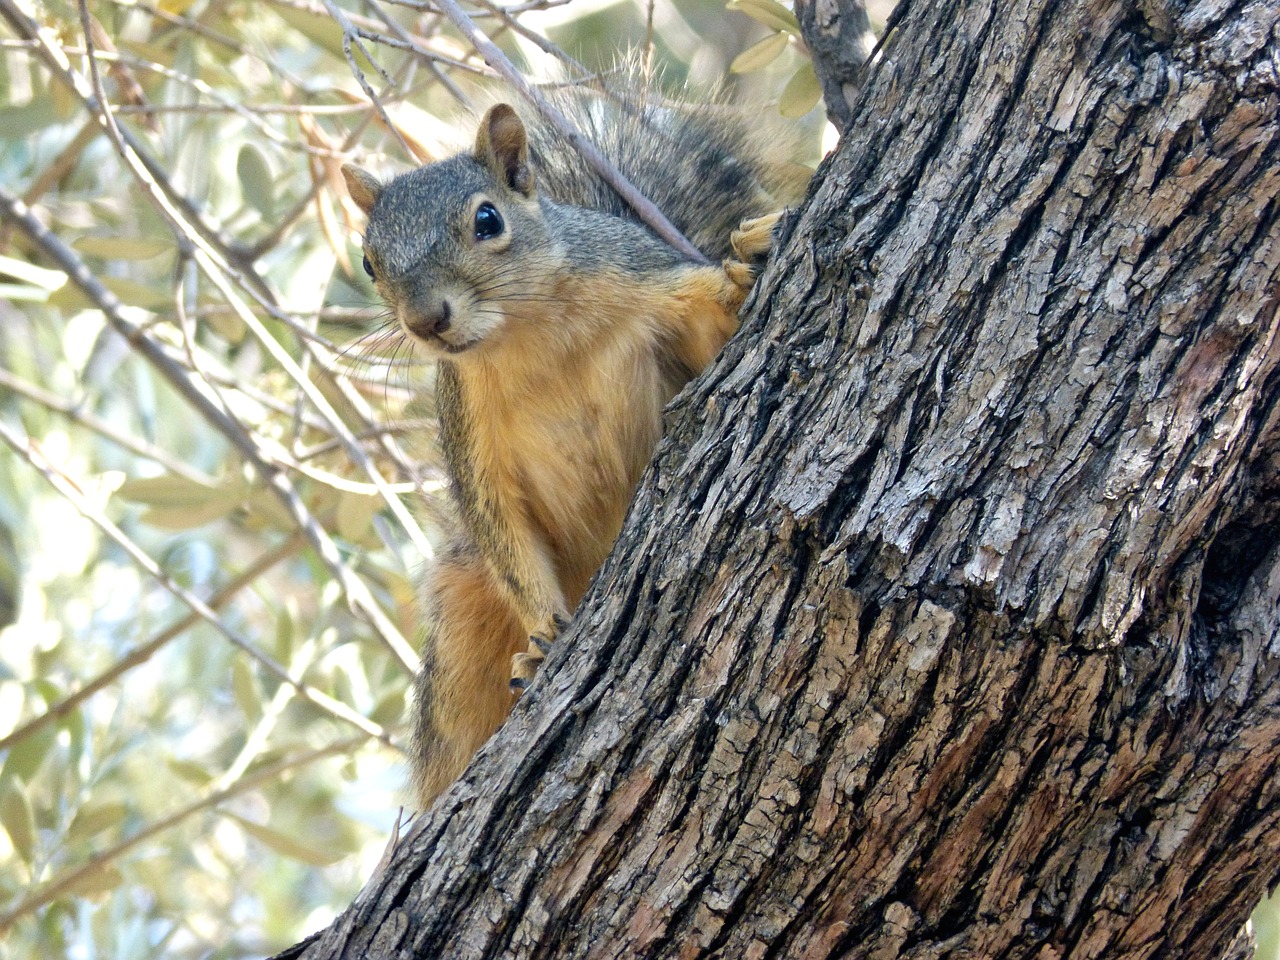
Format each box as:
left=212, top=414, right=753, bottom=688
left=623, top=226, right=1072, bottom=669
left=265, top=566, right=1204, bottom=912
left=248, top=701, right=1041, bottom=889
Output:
left=723, top=212, right=782, bottom=291
left=509, top=614, right=569, bottom=694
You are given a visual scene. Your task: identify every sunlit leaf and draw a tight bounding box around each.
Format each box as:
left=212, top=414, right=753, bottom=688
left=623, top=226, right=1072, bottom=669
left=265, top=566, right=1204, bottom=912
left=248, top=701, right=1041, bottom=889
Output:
left=779, top=61, right=823, bottom=117
left=67, top=799, right=129, bottom=842
left=237, top=144, right=276, bottom=217
left=139, top=496, right=241, bottom=530
left=47, top=276, right=172, bottom=311
left=0, top=778, right=36, bottom=864
left=337, top=489, right=381, bottom=544
left=167, top=759, right=214, bottom=786
left=120, top=476, right=243, bottom=529
left=726, top=0, right=800, bottom=35
left=0, top=254, right=66, bottom=289
left=118, top=474, right=232, bottom=508
left=268, top=4, right=347, bottom=60
left=223, top=812, right=346, bottom=866
left=231, top=659, right=263, bottom=723
left=244, top=487, right=301, bottom=532
left=275, top=602, right=297, bottom=666
left=0, top=283, right=52, bottom=303
left=1, top=722, right=56, bottom=784
left=72, top=237, right=172, bottom=261
left=731, top=32, right=789, bottom=73
left=63, top=864, right=125, bottom=899
left=203, top=305, right=248, bottom=344
left=370, top=688, right=405, bottom=727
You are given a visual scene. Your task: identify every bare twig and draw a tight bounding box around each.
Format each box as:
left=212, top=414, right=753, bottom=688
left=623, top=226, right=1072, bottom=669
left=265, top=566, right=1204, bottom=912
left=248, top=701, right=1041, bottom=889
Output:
left=317, top=0, right=416, bottom=160
left=0, top=0, right=269, bottom=291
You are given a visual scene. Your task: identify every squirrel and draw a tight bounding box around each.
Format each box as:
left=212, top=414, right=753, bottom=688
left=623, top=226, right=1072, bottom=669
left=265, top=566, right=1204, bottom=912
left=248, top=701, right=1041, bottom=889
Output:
left=342, top=73, right=797, bottom=806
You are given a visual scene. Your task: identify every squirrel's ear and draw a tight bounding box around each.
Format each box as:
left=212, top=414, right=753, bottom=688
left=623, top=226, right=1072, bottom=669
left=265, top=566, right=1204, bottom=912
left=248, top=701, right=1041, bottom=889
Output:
left=475, top=104, right=534, bottom=197
left=342, top=164, right=382, bottom=215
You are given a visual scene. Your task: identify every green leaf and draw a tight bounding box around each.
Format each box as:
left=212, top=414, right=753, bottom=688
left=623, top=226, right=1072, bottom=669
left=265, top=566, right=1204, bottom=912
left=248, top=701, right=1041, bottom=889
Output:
left=231, top=659, right=263, bottom=724
left=779, top=61, right=823, bottom=118
left=105, top=276, right=174, bottom=311
left=47, top=273, right=170, bottom=312
left=0, top=104, right=68, bottom=140
left=117, top=474, right=226, bottom=508
left=337, top=489, right=381, bottom=545
left=274, top=601, right=297, bottom=666
left=167, top=758, right=214, bottom=786
left=268, top=4, right=348, bottom=60
left=236, top=144, right=276, bottom=217
left=370, top=688, right=405, bottom=727
left=63, top=864, right=125, bottom=899
left=223, top=813, right=345, bottom=866
left=203, top=306, right=247, bottom=344
left=0, top=778, right=36, bottom=864
left=72, top=236, right=172, bottom=261
left=138, top=496, right=240, bottom=531
left=244, top=487, right=299, bottom=532
left=122, top=473, right=244, bottom=528
left=68, top=799, right=129, bottom=843
left=1, top=722, right=56, bottom=784
left=726, top=0, right=800, bottom=35
left=0, top=283, right=52, bottom=303
left=731, top=32, right=790, bottom=73
left=43, top=279, right=91, bottom=312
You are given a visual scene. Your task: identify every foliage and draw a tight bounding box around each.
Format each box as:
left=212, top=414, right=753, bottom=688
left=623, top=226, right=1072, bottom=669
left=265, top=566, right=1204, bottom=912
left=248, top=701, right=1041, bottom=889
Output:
left=0, top=0, right=801, bottom=955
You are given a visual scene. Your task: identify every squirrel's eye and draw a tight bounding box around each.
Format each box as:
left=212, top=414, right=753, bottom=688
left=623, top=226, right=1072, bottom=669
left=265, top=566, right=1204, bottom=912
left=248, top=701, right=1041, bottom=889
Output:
left=362, top=255, right=375, bottom=279
left=474, top=202, right=504, bottom=241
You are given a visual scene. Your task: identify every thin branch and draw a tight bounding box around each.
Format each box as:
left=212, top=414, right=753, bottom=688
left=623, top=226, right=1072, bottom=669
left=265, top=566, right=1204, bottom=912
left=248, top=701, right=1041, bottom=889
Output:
left=0, top=367, right=214, bottom=484
left=317, top=0, right=415, bottom=160
left=0, top=533, right=308, bottom=755
left=0, top=418, right=398, bottom=747
left=0, top=179, right=417, bottom=674
left=0, top=735, right=375, bottom=936
left=106, top=0, right=312, bottom=90
left=0, top=0, right=270, bottom=291
left=57, top=44, right=348, bottom=158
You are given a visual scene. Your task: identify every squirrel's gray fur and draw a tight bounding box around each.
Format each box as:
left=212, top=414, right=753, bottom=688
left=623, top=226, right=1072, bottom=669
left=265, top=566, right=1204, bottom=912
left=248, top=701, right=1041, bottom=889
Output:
left=516, top=79, right=783, bottom=262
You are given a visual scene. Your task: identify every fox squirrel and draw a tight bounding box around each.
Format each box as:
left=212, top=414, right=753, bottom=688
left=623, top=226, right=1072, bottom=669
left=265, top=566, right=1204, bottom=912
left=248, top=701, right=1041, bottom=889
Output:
left=342, top=74, right=795, bottom=806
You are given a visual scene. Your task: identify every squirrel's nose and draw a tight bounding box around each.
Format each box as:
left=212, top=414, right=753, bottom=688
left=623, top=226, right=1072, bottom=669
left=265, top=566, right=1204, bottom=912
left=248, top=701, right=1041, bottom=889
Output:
left=404, top=300, right=452, bottom=339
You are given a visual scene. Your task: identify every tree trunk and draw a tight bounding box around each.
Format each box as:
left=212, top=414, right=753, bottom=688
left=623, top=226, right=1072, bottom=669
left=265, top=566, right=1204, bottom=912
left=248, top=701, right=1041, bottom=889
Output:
left=280, top=0, right=1280, bottom=957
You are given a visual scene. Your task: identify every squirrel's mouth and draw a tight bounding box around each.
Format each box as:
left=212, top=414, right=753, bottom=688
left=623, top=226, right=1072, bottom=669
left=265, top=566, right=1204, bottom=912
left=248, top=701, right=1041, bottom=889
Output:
left=409, top=330, right=476, bottom=355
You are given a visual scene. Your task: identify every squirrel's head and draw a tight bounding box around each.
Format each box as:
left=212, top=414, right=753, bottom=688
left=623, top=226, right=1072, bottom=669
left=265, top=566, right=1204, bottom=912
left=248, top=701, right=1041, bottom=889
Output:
left=343, top=104, right=565, bottom=358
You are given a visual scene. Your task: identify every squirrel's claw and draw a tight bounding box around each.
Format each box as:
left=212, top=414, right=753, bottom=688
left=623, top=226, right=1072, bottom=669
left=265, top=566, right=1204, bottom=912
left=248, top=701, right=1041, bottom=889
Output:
left=725, top=211, right=782, bottom=293
left=509, top=614, right=567, bottom=695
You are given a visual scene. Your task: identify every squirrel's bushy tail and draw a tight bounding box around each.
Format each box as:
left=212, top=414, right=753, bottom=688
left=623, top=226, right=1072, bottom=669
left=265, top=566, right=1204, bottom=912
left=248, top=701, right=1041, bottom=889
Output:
left=517, top=66, right=803, bottom=262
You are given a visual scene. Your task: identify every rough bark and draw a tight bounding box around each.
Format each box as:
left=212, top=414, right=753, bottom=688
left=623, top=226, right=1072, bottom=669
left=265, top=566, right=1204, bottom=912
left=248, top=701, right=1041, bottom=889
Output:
left=281, top=0, right=1280, bottom=957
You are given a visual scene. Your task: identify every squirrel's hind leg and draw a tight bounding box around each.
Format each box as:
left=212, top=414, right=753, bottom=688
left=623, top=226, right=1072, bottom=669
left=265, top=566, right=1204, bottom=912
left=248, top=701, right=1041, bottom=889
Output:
left=412, top=548, right=526, bottom=807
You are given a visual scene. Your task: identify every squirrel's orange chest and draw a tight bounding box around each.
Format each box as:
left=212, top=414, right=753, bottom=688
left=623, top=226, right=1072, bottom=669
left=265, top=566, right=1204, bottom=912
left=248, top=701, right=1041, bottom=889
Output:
left=465, top=328, right=672, bottom=603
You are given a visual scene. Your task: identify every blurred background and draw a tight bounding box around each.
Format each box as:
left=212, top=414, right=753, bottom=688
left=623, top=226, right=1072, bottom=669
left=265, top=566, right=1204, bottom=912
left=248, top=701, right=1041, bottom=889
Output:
left=0, top=0, right=1272, bottom=957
